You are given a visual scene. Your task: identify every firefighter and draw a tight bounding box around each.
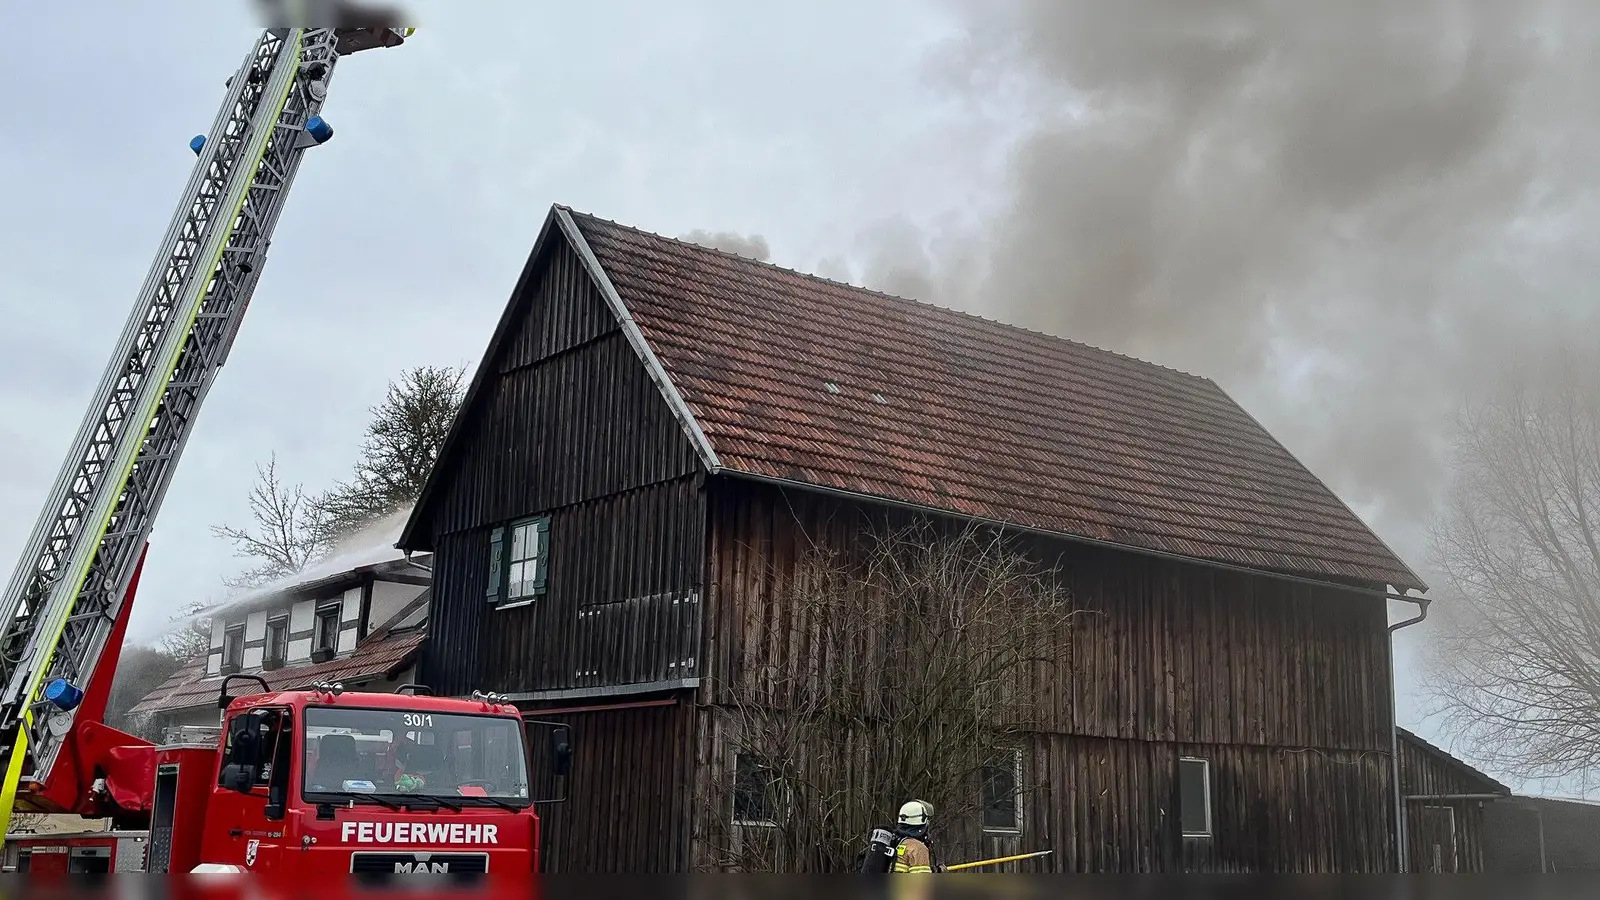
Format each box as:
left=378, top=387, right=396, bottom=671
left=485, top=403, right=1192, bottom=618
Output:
left=891, top=800, right=939, bottom=874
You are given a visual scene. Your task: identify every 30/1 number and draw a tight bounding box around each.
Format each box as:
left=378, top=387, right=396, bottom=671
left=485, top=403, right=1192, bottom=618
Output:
left=403, top=713, right=434, bottom=727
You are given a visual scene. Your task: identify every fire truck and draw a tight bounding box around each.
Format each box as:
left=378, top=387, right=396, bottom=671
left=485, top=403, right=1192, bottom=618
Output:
left=0, top=6, right=571, bottom=877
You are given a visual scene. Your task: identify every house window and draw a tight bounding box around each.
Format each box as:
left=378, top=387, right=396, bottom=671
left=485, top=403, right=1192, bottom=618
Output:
left=221, top=624, right=245, bottom=674
left=732, top=753, right=782, bottom=827
left=1178, top=757, right=1212, bottom=838
left=486, top=516, right=550, bottom=608
left=981, top=749, right=1023, bottom=832
left=264, top=616, right=289, bottom=669
left=314, top=603, right=340, bottom=655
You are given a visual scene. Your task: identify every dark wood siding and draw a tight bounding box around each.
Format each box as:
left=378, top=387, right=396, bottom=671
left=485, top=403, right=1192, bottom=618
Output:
left=1017, top=735, right=1390, bottom=873
left=707, top=478, right=1393, bottom=750
left=425, top=476, right=705, bottom=695
left=417, top=233, right=706, bottom=696
left=1398, top=731, right=1505, bottom=872
left=701, top=476, right=1397, bottom=872
left=424, top=238, right=700, bottom=537
left=525, top=698, right=696, bottom=872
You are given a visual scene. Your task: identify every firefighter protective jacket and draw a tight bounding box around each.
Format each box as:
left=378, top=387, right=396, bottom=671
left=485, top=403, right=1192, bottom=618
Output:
left=892, top=837, right=934, bottom=873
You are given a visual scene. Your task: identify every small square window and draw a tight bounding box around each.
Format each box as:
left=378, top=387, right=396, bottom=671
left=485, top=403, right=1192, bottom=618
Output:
left=732, top=753, right=783, bottom=827
left=487, top=516, right=550, bottom=608
left=981, top=749, right=1023, bottom=832
left=1178, top=757, right=1212, bottom=838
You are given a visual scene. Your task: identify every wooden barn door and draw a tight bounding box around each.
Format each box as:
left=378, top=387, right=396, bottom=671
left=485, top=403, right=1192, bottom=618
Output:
left=1413, top=805, right=1460, bottom=873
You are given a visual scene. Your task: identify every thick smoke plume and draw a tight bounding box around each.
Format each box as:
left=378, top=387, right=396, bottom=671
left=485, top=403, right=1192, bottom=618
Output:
left=682, top=229, right=772, bottom=262
left=880, top=0, right=1600, bottom=563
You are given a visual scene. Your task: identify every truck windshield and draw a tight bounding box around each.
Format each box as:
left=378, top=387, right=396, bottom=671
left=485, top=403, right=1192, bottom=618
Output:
left=302, top=706, right=530, bottom=805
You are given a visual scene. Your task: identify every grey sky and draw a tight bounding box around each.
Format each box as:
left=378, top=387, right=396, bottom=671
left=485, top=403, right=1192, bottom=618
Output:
left=3, top=1, right=1589, bottom=792
left=1, top=0, right=972, bottom=638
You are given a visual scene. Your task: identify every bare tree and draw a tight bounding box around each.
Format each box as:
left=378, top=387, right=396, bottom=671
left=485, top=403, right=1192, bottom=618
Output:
left=310, top=364, right=466, bottom=545
left=158, top=601, right=215, bottom=661
left=701, top=520, right=1081, bottom=872
left=211, top=455, right=325, bottom=589
left=1425, top=349, right=1600, bottom=789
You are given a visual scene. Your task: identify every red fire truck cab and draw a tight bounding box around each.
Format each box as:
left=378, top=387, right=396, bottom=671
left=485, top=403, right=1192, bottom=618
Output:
left=7, top=675, right=571, bottom=879
left=189, top=677, right=569, bottom=877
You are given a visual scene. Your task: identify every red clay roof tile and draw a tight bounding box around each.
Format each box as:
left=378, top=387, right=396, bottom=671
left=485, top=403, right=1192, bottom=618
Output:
left=566, top=210, right=1422, bottom=592
left=129, top=632, right=425, bottom=716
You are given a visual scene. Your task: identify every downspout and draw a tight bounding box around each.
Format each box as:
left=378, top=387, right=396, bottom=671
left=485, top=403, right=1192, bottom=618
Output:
left=1389, top=593, right=1431, bottom=873
left=400, top=550, right=434, bottom=689
left=1537, top=805, right=1547, bottom=873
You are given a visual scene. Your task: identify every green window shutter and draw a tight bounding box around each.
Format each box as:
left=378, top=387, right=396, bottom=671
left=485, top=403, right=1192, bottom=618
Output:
left=486, top=526, right=505, bottom=604
left=532, top=517, right=550, bottom=592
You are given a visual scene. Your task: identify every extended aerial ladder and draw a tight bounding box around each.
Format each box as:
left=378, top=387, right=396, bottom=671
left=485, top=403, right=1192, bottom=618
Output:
left=0, top=12, right=413, bottom=840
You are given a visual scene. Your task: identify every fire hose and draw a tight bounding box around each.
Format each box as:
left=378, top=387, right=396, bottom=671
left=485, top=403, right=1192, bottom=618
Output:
left=945, top=850, right=1053, bottom=871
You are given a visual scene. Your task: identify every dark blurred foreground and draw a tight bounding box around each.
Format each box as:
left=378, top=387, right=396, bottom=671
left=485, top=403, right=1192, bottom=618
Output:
left=3, top=876, right=1600, bottom=900
left=250, top=0, right=413, bottom=28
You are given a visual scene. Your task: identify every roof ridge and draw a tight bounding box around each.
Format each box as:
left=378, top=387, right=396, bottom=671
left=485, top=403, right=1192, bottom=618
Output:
left=559, top=206, right=1215, bottom=385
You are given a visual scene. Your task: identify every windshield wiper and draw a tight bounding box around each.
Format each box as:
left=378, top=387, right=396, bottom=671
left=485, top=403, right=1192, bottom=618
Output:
left=316, top=790, right=402, bottom=810
left=460, top=795, right=523, bottom=812
left=368, top=792, right=461, bottom=812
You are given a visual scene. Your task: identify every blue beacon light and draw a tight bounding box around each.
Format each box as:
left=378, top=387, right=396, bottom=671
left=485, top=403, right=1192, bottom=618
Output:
left=304, top=116, right=334, bottom=144
left=44, top=678, right=84, bottom=712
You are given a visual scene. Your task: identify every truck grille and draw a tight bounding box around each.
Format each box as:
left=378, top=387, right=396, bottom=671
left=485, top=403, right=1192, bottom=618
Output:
left=349, top=852, right=489, bottom=877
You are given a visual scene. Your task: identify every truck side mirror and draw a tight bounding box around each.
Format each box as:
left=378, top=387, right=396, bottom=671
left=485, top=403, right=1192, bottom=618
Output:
left=220, top=710, right=270, bottom=794
left=550, top=725, right=572, bottom=777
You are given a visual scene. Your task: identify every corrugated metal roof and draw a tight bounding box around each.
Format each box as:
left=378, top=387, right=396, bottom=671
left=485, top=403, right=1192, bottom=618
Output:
left=556, top=209, right=1422, bottom=592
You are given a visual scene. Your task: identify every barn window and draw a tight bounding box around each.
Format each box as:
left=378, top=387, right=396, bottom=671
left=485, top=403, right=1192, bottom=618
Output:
left=981, top=749, right=1024, bottom=832
left=221, top=624, right=245, bottom=674
left=732, top=753, right=782, bottom=827
left=1178, top=757, right=1212, bottom=837
left=487, top=516, right=550, bottom=609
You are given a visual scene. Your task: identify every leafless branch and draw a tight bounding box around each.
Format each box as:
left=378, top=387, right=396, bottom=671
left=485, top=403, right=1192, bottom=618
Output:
left=700, top=518, right=1081, bottom=871
left=210, top=454, right=326, bottom=589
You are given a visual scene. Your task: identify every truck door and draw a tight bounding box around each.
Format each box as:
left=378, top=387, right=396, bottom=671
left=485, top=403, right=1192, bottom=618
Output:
left=210, top=707, right=294, bottom=871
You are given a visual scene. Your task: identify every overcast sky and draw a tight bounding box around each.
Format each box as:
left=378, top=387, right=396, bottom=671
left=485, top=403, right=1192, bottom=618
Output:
left=6, top=1, right=1595, bottom=791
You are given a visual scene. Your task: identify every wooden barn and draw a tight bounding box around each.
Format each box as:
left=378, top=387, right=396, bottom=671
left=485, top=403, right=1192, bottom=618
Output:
left=1397, top=727, right=1509, bottom=872
left=397, top=204, right=1427, bottom=873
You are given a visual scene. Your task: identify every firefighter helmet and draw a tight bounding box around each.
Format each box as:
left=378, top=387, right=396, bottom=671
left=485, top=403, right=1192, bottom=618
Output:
left=898, top=799, right=932, bottom=826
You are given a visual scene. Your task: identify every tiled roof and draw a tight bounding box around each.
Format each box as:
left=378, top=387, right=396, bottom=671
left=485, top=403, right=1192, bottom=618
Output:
left=128, top=631, right=424, bottom=716
left=134, top=587, right=432, bottom=717
left=562, top=209, right=1422, bottom=592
